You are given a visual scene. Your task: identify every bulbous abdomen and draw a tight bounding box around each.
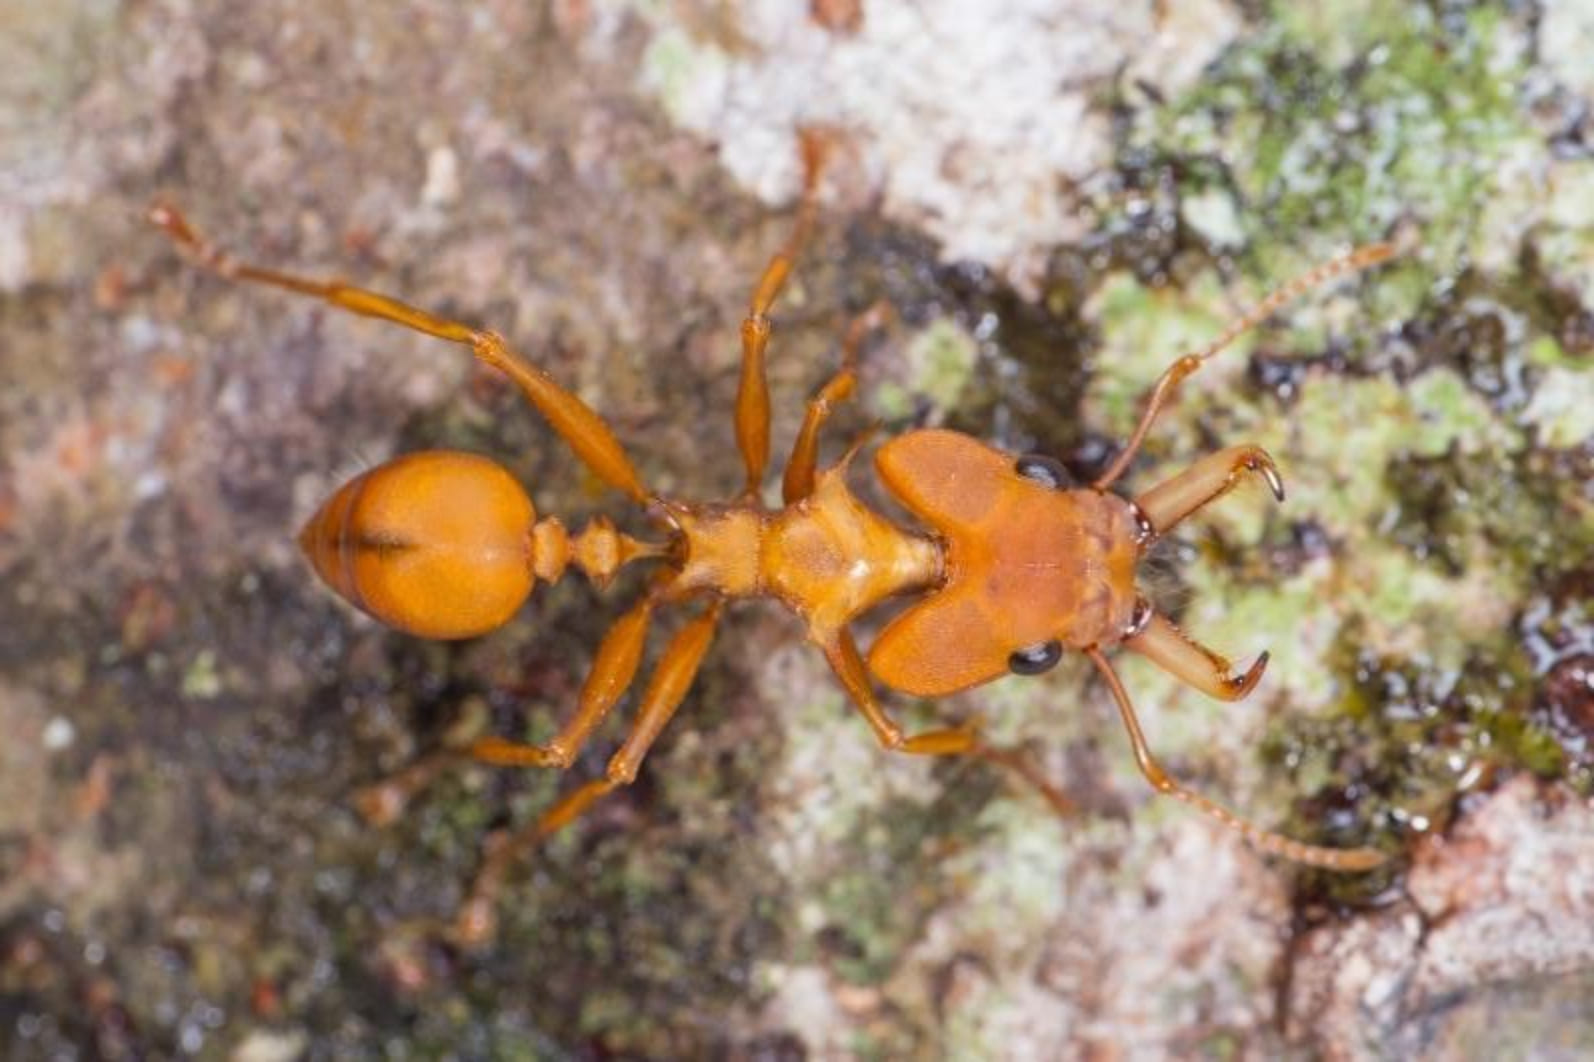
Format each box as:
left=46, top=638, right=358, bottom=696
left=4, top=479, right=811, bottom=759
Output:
left=298, top=450, right=536, bottom=639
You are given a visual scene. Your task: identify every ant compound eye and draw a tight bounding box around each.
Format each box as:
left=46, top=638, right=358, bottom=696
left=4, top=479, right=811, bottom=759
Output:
left=1014, top=454, right=1072, bottom=490
left=1008, top=640, right=1063, bottom=676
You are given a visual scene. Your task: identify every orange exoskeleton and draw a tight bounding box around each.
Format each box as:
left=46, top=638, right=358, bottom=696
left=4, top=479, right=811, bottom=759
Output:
left=152, top=132, right=1393, bottom=946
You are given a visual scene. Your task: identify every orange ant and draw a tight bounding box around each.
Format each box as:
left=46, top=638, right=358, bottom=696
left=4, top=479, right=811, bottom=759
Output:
left=151, top=134, right=1393, bottom=946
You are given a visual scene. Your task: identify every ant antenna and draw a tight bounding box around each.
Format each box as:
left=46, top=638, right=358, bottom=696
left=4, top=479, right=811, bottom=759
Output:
left=1094, top=241, right=1397, bottom=492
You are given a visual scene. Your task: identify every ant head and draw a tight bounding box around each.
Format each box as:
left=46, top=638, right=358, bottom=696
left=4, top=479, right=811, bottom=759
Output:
left=868, top=430, right=1141, bottom=697
left=299, top=450, right=537, bottom=640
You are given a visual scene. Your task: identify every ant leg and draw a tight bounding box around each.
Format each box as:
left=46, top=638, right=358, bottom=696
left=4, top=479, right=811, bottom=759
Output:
left=782, top=301, right=890, bottom=504
left=149, top=205, right=650, bottom=505
left=351, top=596, right=657, bottom=825
left=1132, top=444, right=1284, bottom=540
left=823, top=630, right=982, bottom=755
left=1093, top=243, right=1396, bottom=491
left=825, top=629, right=1076, bottom=814
left=468, top=596, right=656, bottom=769
left=352, top=748, right=470, bottom=827
left=1084, top=647, right=1386, bottom=871
left=970, top=744, right=1077, bottom=818
left=734, top=131, right=829, bottom=499
left=455, top=601, right=722, bottom=946
left=1122, top=609, right=1269, bottom=702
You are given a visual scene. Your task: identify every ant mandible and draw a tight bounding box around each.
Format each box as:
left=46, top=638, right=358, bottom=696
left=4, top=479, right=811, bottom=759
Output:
left=152, top=131, right=1393, bottom=946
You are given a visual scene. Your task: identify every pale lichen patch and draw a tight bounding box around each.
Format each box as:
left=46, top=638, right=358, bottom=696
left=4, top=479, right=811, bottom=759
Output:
left=622, top=0, right=1240, bottom=289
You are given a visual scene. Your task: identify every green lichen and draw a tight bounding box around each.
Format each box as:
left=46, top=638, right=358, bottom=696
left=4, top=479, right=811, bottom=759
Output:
left=1149, top=2, right=1536, bottom=274
left=1526, top=335, right=1578, bottom=370
left=1272, top=0, right=1417, bottom=68
left=868, top=316, right=980, bottom=423
left=1261, top=612, right=1581, bottom=906
left=1521, top=365, right=1594, bottom=448
left=940, top=792, right=1069, bottom=937
left=1533, top=162, right=1594, bottom=305
left=1082, top=269, right=1252, bottom=438
left=811, top=804, right=940, bottom=986
left=1086, top=1, right=1594, bottom=893
left=179, top=648, right=222, bottom=700
left=637, top=22, right=730, bottom=128
left=1385, top=448, right=1594, bottom=580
